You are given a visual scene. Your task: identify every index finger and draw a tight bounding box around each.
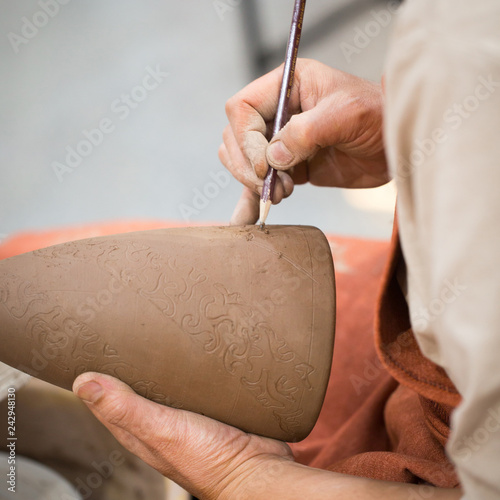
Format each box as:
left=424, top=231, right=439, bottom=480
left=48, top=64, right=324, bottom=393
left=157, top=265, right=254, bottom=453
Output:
left=225, top=66, right=284, bottom=175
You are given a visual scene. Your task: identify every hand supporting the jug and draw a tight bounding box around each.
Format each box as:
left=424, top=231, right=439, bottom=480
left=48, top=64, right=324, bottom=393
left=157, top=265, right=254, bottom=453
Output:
left=73, top=372, right=461, bottom=500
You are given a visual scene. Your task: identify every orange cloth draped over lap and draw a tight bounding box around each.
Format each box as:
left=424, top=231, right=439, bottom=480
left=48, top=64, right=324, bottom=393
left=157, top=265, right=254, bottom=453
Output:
left=0, top=220, right=460, bottom=488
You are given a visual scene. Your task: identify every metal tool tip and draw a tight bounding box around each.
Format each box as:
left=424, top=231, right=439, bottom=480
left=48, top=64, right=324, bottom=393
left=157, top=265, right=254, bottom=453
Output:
left=258, top=222, right=265, bottom=231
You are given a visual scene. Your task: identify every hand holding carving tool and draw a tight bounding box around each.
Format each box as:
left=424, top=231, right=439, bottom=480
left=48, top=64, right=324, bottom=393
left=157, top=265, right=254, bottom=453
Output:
left=259, top=0, right=306, bottom=229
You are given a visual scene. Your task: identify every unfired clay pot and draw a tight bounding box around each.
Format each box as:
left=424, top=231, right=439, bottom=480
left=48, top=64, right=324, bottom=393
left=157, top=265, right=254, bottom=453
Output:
left=0, top=225, right=335, bottom=441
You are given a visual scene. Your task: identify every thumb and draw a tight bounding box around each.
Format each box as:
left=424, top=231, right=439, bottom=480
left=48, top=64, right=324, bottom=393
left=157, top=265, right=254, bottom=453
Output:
left=72, top=372, right=170, bottom=455
left=266, top=103, right=338, bottom=170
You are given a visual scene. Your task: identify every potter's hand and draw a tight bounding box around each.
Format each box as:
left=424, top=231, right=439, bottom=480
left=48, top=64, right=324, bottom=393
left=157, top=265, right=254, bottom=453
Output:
left=219, top=58, right=388, bottom=225
left=73, top=373, right=462, bottom=499
left=72, top=372, right=293, bottom=499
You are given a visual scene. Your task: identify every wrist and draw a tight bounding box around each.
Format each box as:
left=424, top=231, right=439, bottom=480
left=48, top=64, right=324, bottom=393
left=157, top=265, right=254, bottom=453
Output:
left=217, top=455, right=295, bottom=500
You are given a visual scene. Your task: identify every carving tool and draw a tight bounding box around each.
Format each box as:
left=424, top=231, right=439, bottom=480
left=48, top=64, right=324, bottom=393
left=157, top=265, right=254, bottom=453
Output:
left=259, top=0, right=306, bottom=229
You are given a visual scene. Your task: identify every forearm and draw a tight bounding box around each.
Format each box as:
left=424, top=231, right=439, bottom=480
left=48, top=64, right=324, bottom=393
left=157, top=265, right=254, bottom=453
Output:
left=222, top=458, right=462, bottom=500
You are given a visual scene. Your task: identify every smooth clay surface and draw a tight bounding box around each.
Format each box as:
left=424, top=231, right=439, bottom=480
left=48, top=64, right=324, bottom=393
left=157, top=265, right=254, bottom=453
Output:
left=0, top=225, right=335, bottom=441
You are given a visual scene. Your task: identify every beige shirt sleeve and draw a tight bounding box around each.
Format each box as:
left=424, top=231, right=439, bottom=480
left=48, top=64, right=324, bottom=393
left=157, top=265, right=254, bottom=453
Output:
left=384, top=1, right=500, bottom=498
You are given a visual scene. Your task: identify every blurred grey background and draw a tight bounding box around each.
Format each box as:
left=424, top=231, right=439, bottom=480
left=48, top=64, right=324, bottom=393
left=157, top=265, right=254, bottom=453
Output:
left=0, top=0, right=398, bottom=244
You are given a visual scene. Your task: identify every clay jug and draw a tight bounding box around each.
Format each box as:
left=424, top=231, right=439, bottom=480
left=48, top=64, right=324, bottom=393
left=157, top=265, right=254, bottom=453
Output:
left=0, top=225, right=335, bottom=441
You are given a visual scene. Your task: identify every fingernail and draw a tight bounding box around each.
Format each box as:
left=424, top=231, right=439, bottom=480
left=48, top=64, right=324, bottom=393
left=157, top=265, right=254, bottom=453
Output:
left=268, top=141, right=294, bottom=166
left=75, top=381, right=103, bottom=404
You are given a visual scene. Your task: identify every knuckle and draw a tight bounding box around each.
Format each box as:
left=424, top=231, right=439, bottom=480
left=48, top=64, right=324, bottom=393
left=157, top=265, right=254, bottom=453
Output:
left=300, top=125, right=316, bottom=150
left=354, top=95, right=378, bottom=122
left=345, top=91, right=383, bottom=142
left=292, top=115, right=317, bottom=155
left=102, top=397, right=131, bottom=428
left=225, top=93, right=240, bottom=118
